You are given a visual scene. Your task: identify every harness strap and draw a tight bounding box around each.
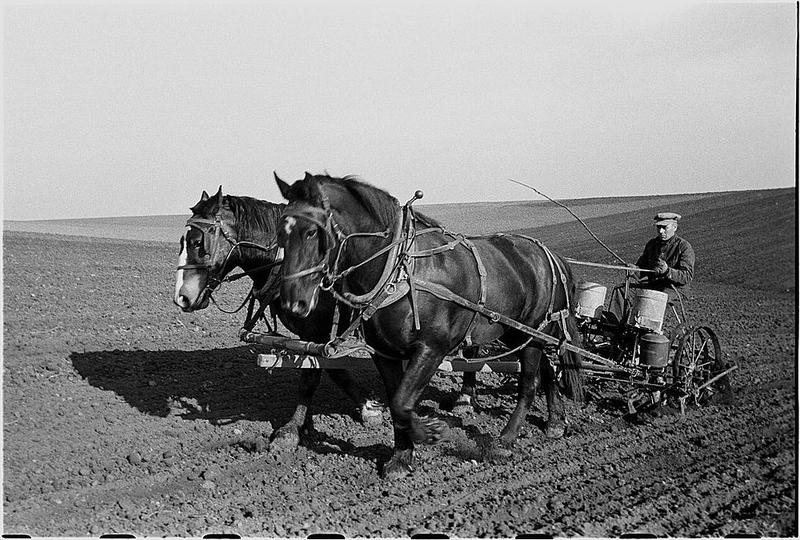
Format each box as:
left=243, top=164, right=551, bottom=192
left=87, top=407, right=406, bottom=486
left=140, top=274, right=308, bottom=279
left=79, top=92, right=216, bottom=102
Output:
left=408, top=234, right=465, bottom=257
left=329, top=296, right=343, bottom=342
left=459, top=237, right=487, bottom=347
left=339, top=208, right=404, bottom=305
left=509, top=234, right=573, bottom=342
left=411, top=277, right=628, bottom=372
left=401, top=205, right=421, bottom=330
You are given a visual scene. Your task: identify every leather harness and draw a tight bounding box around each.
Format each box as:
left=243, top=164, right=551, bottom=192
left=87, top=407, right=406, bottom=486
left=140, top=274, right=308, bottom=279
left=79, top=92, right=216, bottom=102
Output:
left=281, top=197, right=575, bottom=361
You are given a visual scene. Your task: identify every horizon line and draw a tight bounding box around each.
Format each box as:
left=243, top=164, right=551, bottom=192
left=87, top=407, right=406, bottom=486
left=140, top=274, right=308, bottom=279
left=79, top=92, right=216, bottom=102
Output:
left=3, top=185, right=793, bottom=223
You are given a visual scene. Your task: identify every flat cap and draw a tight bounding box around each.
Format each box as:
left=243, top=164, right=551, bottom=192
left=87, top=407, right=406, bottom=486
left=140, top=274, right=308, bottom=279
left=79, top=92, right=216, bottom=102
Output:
left=654, top=212, right=681, bottom=225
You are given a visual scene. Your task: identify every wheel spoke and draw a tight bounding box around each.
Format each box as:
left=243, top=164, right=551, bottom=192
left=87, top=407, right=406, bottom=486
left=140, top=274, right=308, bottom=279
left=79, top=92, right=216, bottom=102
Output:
left=694, top=336, right=710, bottom=360
left=671, top=326, right=730, bottom=406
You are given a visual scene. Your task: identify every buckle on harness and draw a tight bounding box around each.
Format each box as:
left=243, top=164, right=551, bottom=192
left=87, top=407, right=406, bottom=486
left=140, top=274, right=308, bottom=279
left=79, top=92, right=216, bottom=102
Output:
left=548, top=308, right=570, bottom=322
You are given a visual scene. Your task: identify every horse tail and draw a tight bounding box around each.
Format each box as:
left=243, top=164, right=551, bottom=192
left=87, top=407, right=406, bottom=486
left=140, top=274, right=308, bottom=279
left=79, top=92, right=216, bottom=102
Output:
left=560, top=312, right=584, bottom=403
left=558, top=259, right=584, bottom=402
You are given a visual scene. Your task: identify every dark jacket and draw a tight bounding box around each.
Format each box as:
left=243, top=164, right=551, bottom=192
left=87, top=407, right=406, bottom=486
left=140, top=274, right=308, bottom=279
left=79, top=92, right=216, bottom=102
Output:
left=636, top=234, right=695, bottom=294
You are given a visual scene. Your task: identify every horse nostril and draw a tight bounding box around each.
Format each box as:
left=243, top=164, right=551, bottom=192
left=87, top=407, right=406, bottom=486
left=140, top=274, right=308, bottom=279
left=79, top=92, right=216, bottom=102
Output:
left=285, top=300, right=308, bottom=317
left=175, top=295, right=191, bottom=309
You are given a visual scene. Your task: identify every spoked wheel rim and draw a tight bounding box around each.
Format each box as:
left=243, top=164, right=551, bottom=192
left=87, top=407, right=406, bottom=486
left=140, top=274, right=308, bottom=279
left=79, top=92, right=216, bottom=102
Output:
left=672, top=326, right=733, bottom=406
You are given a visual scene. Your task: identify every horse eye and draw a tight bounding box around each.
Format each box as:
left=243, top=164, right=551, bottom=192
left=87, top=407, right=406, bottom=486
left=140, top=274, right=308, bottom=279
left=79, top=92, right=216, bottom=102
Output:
left=305, top=228, right=317, bottom=240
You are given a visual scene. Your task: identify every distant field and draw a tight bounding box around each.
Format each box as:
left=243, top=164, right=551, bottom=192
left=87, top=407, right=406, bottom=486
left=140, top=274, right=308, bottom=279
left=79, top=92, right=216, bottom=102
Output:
left=2, top=189, right=755, bottom=242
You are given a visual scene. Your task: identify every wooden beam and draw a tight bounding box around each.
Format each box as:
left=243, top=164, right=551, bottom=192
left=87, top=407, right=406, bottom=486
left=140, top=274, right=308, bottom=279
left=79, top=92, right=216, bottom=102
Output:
left=257, top=353, right=522, bottom=373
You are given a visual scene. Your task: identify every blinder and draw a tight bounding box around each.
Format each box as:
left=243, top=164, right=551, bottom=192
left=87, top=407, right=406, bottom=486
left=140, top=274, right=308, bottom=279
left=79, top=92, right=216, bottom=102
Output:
left=177, top=215, right=230, bottom=272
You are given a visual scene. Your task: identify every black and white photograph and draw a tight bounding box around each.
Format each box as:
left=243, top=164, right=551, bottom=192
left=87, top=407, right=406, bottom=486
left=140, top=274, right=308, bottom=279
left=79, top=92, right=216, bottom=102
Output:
left=3, top=0, right=797, bottom=537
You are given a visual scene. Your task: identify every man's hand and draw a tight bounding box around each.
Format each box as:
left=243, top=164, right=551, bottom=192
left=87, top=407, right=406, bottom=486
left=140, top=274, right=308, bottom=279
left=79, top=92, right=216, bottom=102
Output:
left=654, top=259, right=669, bottom=276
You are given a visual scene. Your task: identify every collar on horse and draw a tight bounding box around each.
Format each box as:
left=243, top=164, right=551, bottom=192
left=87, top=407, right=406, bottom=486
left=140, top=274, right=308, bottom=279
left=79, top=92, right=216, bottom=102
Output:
left=279, top=189, right=578, bottom=365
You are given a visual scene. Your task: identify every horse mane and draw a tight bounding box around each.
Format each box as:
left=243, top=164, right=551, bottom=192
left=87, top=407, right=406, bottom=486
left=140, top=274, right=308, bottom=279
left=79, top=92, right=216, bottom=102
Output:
left=412, top=210, right=442, bottom=229
left=296, top=174, right=444, bottom=229
left=193, top=194, right=285, bottom=238
left=225, top=195, right=285, bottom=239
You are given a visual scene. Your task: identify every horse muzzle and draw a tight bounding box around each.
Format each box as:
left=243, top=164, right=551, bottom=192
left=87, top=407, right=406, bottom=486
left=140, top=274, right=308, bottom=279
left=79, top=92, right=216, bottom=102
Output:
left=280, top=285, right=319, bottom=318
left=280, top=298, right=312, bottom=318
left=174, top=291, right=210, bottom=312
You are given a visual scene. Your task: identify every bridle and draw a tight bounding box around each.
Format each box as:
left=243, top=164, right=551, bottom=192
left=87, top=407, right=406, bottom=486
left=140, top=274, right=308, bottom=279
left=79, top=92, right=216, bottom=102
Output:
left=280, top=201, right=349, bottom=287
left=280, top=191, right=420, bottom=307
left=177, top=207, right=282, bottom=307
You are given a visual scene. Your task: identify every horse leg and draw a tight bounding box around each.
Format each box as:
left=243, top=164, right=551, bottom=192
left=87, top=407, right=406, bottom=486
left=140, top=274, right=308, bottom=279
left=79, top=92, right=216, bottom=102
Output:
left=371, top=357, right=410, bottom=477
left=452, top=371, right=478, bottom=415
left=324, top=368, right=383, bottom=426
left=541, top=351, right=567, bottom=439
left=498, top=346, right=541, bottom=447
left=270, top=368, right=322, bottom=452
left=376, top=346, right=450, bottom=480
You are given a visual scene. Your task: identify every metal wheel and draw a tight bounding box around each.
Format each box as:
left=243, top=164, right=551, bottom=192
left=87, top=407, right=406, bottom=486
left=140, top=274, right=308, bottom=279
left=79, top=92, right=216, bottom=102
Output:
left=672, top=326, right=733, bottom=406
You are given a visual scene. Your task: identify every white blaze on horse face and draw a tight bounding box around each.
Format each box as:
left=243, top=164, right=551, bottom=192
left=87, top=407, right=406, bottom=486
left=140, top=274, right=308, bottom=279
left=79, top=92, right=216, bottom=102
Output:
left=174, top=229, right=207, bottom=309
left=283, top=216, right=296, bottom=237
left=174, top=234, right=188, bottom=302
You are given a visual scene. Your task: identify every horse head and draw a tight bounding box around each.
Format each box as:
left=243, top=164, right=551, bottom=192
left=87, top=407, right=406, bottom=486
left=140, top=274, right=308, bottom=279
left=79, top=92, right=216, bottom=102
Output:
left=274, top=173, right=332, bottom=317
left=274, top=171, right=399, bottom=318
left=173, top=186, right=240, bottom=312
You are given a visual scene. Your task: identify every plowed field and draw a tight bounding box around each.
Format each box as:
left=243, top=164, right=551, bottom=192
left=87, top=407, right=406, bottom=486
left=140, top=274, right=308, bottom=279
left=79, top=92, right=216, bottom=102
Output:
left=3, top=188, right=796, bottom=537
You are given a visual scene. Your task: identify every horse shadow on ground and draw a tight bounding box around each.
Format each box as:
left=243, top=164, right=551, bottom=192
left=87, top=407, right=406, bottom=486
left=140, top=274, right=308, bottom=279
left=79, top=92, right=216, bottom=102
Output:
left=70, top=347, right=529, bottom=464
left=70, top=346, right=386, bottom=428
left=69, top=347, right=513, bottom=427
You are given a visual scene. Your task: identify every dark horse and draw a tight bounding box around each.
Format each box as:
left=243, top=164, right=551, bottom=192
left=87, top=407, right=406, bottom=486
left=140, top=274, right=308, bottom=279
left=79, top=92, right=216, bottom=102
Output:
left=275, top=173, right=583, bottom=479
left=173, top=187, right=383, bottom=449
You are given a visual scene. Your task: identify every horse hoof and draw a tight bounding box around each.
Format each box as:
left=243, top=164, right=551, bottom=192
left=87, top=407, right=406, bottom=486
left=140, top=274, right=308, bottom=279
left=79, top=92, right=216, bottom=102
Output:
left=359, top=400, right=384, bottom=427
left=479, top=439, right=514, bottom=464
left=411, top=415, right=451, bottom=444
left=270, top=426, right=300, bottom=452
left=381, top=450, right=415, bottom=480
left=546, top=423, right=565, bottom=439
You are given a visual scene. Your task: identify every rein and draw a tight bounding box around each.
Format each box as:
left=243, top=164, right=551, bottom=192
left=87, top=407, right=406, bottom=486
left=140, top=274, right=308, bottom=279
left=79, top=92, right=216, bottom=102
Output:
left=279, top=187, right=582, bottom=364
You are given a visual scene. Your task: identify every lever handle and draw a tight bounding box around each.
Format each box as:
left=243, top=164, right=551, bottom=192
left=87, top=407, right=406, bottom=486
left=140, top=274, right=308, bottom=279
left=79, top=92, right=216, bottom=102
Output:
left=405, top=190, right=424, bottom=207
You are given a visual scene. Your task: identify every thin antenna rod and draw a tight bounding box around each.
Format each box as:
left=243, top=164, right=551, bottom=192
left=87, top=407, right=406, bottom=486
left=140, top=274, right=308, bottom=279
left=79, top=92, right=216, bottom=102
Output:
left=509, top=178, right=628, bottom=265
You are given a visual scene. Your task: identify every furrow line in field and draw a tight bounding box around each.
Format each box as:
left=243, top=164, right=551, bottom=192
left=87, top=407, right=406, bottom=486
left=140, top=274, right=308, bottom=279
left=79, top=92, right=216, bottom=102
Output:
left=583, top=418, right=794, bottom=535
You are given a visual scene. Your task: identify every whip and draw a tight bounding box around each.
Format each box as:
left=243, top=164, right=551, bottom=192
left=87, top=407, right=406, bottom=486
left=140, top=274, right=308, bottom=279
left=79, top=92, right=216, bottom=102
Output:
left=508, top=178, right=631, bottom=267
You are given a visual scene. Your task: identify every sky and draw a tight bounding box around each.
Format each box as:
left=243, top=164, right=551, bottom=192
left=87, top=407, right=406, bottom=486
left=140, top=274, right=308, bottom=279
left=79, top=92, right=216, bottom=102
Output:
left=3, top=0, right=797, bottom=221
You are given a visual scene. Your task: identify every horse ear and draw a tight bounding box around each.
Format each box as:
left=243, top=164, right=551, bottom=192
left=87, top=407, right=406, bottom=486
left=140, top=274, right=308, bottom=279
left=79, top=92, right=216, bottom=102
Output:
left=304, top=171, right=313, bottom=180
left=191, top=190, right=210, bottom=212
left=274, top=171, right=291, bottom=200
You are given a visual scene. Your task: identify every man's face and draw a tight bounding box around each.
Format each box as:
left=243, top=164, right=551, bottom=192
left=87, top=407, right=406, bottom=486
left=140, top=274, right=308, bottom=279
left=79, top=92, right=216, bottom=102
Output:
left=656, top=222, right=677, bottom=241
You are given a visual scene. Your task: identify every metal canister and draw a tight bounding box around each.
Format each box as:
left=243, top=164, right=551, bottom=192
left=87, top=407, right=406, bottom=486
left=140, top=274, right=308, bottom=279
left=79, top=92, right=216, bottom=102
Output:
left=629, top=289, right=669, bottom=332
left=639, top=332, right=670, bottom=367
left=575, top=281, right=607, bottom=319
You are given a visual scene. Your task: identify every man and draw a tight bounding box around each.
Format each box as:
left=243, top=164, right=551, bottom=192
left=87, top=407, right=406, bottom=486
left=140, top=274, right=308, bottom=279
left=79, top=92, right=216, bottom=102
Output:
left=608, top=211, right=695, bottom=321
left=634, top=211, right=695, bottom=298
